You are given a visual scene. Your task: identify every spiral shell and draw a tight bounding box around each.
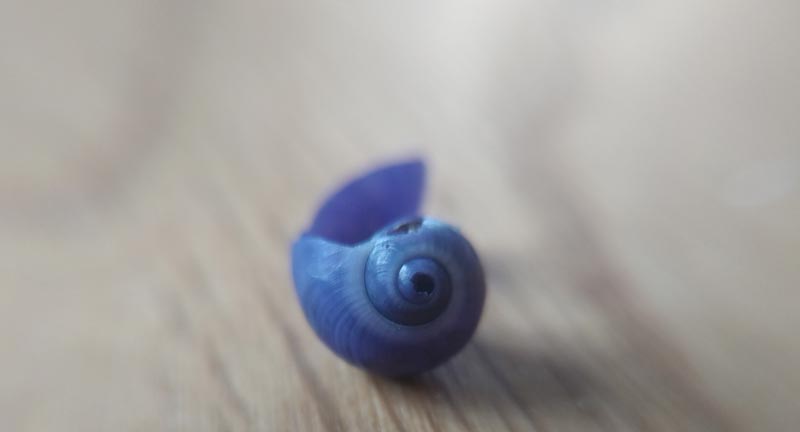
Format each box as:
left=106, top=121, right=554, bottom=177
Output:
left=291, top=160, right=485, bottom=376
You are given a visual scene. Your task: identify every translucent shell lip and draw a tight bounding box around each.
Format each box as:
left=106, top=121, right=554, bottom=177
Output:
left=306, top=159, right=425, bottom=245
left=291, top=159, right=485, bottom=377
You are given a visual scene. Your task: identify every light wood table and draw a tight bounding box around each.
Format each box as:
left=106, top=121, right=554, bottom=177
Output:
left=2, top=1, right=799, bottom=430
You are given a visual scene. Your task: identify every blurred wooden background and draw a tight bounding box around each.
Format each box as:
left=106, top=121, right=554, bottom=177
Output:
left=1, top=0, right=799, bottom=430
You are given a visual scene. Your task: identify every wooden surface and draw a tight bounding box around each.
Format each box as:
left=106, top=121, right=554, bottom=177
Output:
left=2, top=1, right=799, bottom=430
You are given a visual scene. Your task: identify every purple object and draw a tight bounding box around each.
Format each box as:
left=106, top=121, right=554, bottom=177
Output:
left=291, top=159, right=485, bottom=377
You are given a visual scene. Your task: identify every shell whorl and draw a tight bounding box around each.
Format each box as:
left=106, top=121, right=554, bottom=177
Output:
left=365, top=219, right=454, bottom=326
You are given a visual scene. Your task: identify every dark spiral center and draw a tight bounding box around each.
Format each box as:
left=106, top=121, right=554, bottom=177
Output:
left=396, top=258, right=449, bottom=307
left=411, top=272, right=435, bottom=295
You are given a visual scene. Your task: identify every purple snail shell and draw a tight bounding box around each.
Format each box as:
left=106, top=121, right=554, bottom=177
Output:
left=291, top=159, right=485, bottom=377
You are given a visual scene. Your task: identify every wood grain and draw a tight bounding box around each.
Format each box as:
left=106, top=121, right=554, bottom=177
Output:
left=2, top=0, right=799, bottom=430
